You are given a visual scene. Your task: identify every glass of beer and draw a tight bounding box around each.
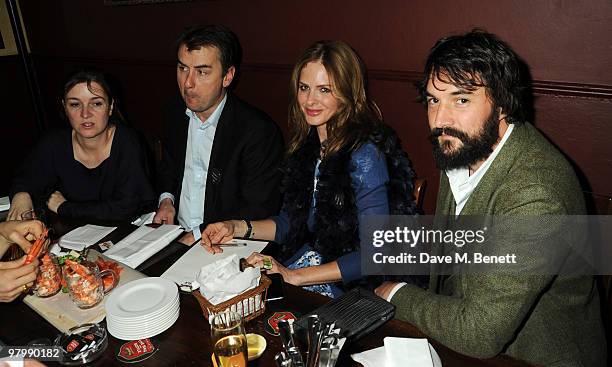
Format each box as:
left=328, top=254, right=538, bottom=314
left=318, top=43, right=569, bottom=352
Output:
left=211, top=311, right=247, bottom=367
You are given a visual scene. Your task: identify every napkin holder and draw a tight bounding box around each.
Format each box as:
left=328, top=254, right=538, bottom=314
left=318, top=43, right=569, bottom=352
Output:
left=193, top=273, right=271, bottom=322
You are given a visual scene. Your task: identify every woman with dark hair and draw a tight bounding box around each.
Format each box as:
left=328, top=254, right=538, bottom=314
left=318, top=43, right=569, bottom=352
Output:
left=202, top=41, right=417, bottom=297
left=8, top=70, right=155, bottom=222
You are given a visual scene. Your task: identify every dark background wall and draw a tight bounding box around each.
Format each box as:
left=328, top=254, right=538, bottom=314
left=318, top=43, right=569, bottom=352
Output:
left=3, top=0, right=611, bottom=214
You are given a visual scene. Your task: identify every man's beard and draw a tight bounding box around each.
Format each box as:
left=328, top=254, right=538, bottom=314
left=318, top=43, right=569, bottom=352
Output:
left=429, top=109, right=500, bottom=170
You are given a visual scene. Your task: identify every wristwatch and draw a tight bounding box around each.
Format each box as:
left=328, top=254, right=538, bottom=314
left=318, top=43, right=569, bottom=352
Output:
left=243, top=219, right=253, bottom=239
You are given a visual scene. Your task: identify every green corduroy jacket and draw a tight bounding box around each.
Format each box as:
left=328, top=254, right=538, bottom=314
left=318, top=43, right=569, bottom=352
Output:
left=391, top=123, right=606, bottom=366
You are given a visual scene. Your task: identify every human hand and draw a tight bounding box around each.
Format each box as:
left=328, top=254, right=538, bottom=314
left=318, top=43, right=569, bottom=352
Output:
left=24, top=359, right=48, bottom=367
left=374, top=281, right=400, bottom=301
left=153, top=198, right=175, bottom=224
left=200, top=221, right=236, bottom=254
left=47, top=191, right=66, bottom=213
left=177, top=231, right=195, bottom=246
left=0, top=256, right=39, bottom=302
left=246, top=252, right=296, bottom=284
left=0, top=219, right=45, bottom=254
left=7, top=192, right=33, bottom=220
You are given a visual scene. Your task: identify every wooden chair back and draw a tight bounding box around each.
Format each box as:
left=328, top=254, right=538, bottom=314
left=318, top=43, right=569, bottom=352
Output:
left=413, top=178, right=427, bottom=212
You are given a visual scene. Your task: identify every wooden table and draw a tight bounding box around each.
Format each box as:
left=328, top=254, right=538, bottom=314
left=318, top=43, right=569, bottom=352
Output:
left=0, top=223, right=534, bottom=366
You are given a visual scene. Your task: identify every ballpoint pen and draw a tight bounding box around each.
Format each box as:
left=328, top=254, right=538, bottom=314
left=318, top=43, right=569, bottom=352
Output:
left=214, top=242, right=248, bottom=247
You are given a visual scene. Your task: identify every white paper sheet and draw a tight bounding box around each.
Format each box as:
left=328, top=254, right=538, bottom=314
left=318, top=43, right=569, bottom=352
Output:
left=161, top=239, right=268, bottom=286
left=351, top=338, right=442, bottom=367
left=385, top=337, right=434, bottom=367
left=104, top=225, right=182, bottom=268
left=59, top=224, right=117, bottom=251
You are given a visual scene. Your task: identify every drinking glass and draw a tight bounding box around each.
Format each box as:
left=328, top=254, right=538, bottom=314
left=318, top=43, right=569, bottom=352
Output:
left=64, top=260, right=117, bottom=309
left=211, top=311, right=247, bottom=367
left=33, top=254, right=62, bottom=297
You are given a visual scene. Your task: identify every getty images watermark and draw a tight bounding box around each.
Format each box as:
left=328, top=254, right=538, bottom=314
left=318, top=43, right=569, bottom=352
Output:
left=360, top=215, right=612, bottom=276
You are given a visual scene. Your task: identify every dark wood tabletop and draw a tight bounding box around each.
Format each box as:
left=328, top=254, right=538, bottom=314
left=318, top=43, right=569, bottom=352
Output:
left=0, top=220, right=535, bottom=367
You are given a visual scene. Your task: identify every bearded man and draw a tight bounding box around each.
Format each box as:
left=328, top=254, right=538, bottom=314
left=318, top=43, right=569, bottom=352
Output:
left=375, top=30, right=606, bottom=366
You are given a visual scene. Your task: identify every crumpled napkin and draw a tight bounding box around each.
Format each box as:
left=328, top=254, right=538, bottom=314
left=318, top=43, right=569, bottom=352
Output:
left=351, top=337, right=442, bottom=367
left=195, top=254, right=261, bottom=305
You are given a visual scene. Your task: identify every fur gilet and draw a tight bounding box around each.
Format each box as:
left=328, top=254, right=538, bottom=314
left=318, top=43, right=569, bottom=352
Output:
left=278, top=126, right=417, bottom=263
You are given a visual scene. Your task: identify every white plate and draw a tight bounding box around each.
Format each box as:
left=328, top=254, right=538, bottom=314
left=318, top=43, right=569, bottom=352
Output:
left=107, top=305, right=180, bottom=330
left=108, top=308, right=180, bottom=340
left=106, top=294, right=179, bottom=322
left=107, top=310, right=180, bottom=334
left=108, top=309, right=179, bottom=334
left=106, top=302, right=180, bottom=326
left=105, top=277, right=178, bottom=319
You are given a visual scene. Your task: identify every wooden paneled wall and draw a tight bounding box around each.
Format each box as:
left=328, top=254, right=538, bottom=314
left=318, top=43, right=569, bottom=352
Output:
left=3, top=0, right=611, bottom=214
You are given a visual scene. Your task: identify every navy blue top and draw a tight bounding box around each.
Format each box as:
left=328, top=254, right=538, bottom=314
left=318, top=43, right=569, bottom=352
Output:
left=272, top=142, right=389, bottom=295
left=11, top=124, right=155, bottom=222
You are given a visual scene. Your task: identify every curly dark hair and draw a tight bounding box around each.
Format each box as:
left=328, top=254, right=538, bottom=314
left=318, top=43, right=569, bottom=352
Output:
left=418, top=29, right=526, bottom=124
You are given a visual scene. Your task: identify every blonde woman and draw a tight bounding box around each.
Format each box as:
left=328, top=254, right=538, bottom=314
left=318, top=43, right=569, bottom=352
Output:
left=202, top=41, right=417, bottom=297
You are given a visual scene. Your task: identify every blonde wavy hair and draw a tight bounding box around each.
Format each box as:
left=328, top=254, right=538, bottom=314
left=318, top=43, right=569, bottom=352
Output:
left=288, top=41, right=382, bottom=156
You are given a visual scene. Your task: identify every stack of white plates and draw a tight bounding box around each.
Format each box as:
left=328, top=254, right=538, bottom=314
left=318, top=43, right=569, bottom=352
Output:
left=105, top=277, right=180, bottom=340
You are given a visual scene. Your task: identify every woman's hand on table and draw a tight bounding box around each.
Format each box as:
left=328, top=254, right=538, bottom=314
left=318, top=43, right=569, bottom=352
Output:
left=7, top=192, right=34, bottom=220
left=0, top=256, right=39, bottom=302
left=47, top=190, right=67, bottom=213
left=200, top=220, right=238, bottom=254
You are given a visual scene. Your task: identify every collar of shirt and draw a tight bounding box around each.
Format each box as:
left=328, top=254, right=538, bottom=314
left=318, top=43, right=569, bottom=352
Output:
left=184, top=93, right=227, bottom=130
left=178, top=94, right=227, bottom=239
left=446, top=123, right=515, bottom=215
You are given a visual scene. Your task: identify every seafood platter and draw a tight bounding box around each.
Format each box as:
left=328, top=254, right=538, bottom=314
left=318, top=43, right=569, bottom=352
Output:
left=24, top=248, right=145, bottom=333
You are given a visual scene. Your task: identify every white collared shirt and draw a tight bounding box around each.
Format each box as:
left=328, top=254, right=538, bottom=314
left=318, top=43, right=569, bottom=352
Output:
left=386, top=124, right=515, bottom=302
left=446, top=123, right=514, bottom=215
left=159, top=94, right=227, bottom=241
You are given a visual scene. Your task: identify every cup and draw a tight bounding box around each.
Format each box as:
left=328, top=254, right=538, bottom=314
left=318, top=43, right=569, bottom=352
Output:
left=63, top=260, right=117, bottom=309
left=33, top=254, right=62, bottom=297
left=211, top=311, right=248, bottom=367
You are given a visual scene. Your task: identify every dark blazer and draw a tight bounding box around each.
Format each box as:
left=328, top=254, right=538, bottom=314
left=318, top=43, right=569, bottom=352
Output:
left=157, top=92, right=284, bottom=228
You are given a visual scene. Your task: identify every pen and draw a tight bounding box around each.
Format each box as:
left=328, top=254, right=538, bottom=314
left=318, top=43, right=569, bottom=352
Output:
left=191, top=239, right=248, bottom=247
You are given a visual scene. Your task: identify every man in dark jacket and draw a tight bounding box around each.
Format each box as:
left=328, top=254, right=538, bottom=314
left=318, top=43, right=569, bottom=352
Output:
left=154, top=25, right=284, bottom=244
